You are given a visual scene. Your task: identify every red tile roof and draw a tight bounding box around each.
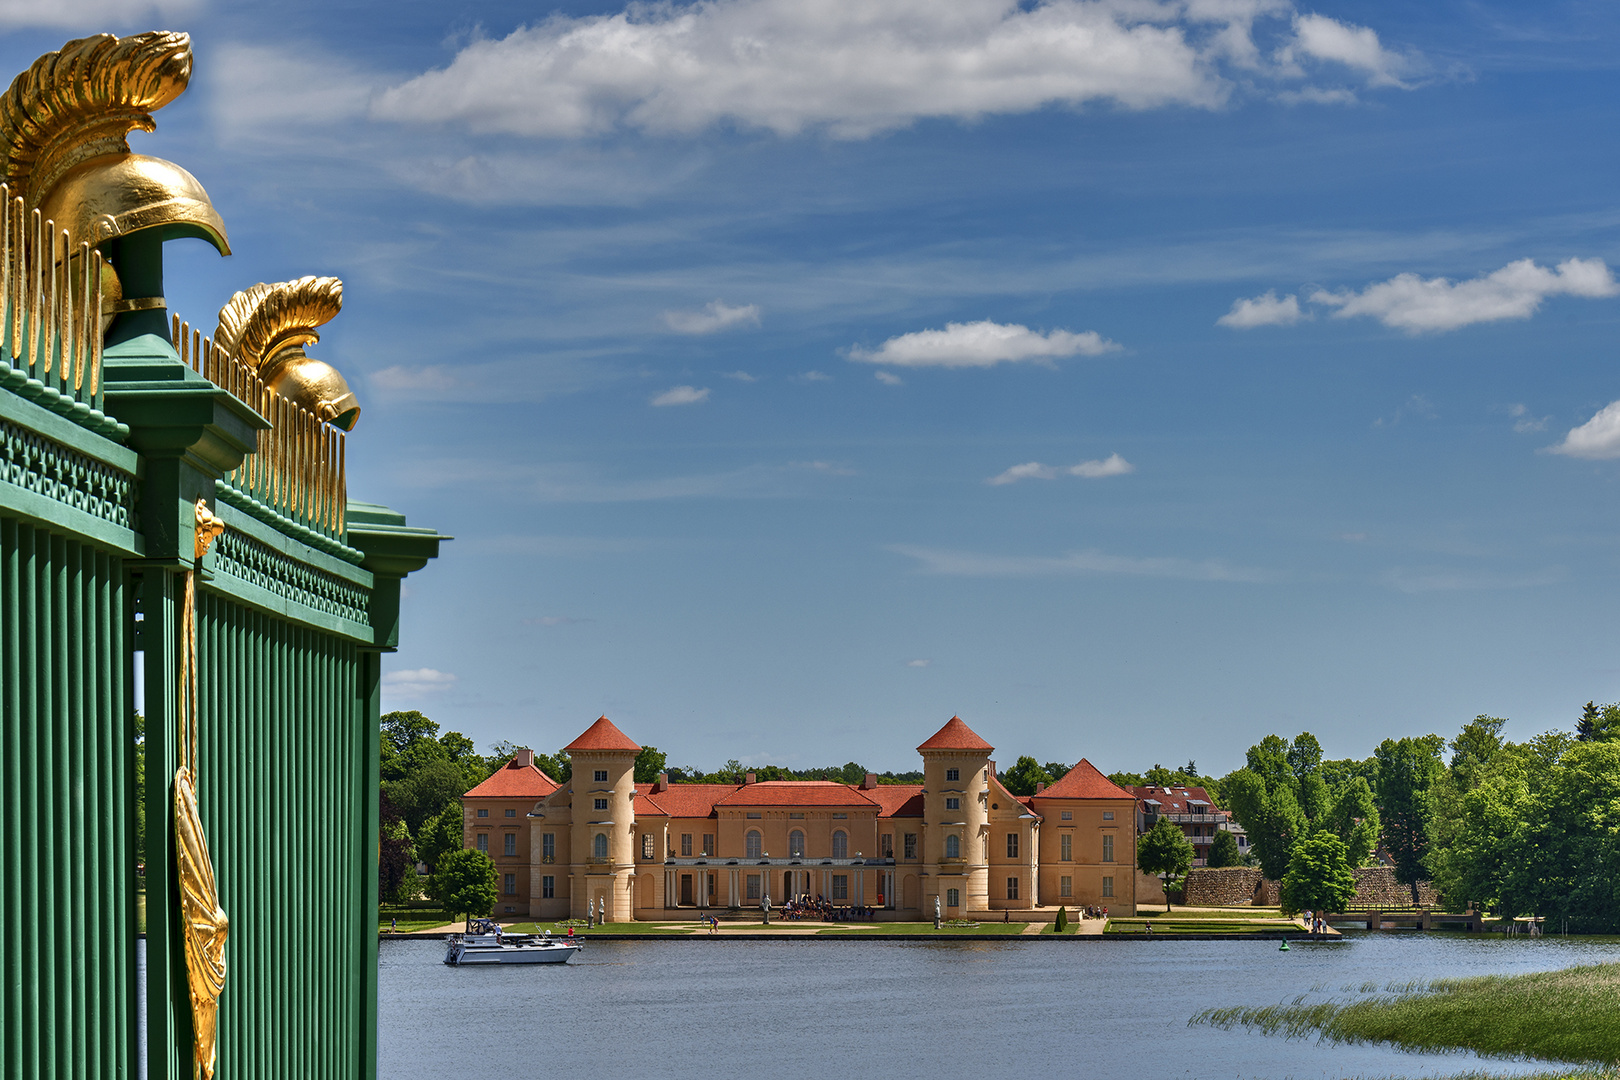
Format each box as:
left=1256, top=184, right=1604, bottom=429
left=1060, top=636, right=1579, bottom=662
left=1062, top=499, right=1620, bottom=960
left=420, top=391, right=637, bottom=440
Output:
left=463, top=757, right=561, bottom=799
left=916, top=716, right=994, bottom=753
left=863, top=784, right=925, bottom=818
left=1130, top=785, right=1222, bottom=815
left=1035, top=758, right=1135, bottom=800
left=714, top=781, right=881, bottom=808
left=564, top=716, right=641, bottom=753
left=990, top=775, right=1039, bottom=817
left=635, top=783, right=739, bottom=819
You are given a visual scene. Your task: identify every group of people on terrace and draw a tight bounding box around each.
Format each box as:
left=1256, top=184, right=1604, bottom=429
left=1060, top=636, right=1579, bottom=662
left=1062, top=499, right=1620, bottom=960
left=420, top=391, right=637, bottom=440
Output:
left=779, top=895, right=879, bottom=921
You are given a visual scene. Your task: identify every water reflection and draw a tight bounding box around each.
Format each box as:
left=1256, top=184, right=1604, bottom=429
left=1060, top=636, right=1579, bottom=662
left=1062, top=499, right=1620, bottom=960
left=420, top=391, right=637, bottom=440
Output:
left=377, top=933, right=1620, bottom=1079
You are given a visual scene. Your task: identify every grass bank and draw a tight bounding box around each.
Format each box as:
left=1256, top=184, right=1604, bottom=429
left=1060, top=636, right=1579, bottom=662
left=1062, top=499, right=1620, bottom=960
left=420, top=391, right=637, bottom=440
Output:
left=1107, top=918, right=1298, bottom=936
left=817, top=921, right=1027, bottom=936
left=1194, top=961, right=1620, bottom=1066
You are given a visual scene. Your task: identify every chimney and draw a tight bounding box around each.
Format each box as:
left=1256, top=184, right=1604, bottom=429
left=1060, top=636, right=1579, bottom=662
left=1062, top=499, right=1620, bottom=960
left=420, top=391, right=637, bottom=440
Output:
left=862, top=773, right=878, bottom=790
left=654, top=772, right=668, bottom=793
left=745, top=772, right=757, bottom=785
left=1035, top=781, right=1046, bottom=794
left=514, top=747, right=534, bottom=769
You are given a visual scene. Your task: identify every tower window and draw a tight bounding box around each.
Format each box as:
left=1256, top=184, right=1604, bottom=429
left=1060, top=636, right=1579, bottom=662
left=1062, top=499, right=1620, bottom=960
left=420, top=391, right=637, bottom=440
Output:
left=594, top=770, right=608, bottom=782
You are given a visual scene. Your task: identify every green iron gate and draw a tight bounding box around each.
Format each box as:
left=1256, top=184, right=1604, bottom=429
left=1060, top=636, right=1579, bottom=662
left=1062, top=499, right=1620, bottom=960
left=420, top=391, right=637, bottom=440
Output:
left=0, top=31, right=446, bottom=1080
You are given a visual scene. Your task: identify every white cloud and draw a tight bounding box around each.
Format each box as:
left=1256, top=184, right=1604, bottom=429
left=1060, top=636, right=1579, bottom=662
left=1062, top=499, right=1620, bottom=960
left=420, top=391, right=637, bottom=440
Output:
left=663, top=300, right=761, bottom=334
left=651, top=385, right=711, bottom=406
left=849, top=320, right=1120, bottom=369
left=1380, top=567, right=1564, bottom=593
left=370, top=0, right=1243, bottom=140
left=381, top=668, right=458, bottom=699
left=1070, top=453, right=1136, bottom=478
left=1508, top=403, right=1549, bottom=433
left=987, top=453, right=1134, bottom=484
left=1281, top=13, right=1415, bottom=88
left=874, top=371, right=903, bottom=386
left=888, top=544, right=1271, bottom=582
left=722, top=370, right=758, bottom=382
left=1310, top=257, right=1619, bottom=334
left=0, top=0, right=199, bottom=28
left=795, top=370, right=831, bottom=383
left=1217, top=289, right=1305, bottom=328
left=1549, top=401, right=1620, bottom=460
left=907, top=659, right=931, bottom=667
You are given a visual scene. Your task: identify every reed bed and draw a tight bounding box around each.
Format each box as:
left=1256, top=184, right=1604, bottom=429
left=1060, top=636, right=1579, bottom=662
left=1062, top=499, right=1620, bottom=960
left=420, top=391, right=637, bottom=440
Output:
left=1193, top=962, right=1620, bottom=1066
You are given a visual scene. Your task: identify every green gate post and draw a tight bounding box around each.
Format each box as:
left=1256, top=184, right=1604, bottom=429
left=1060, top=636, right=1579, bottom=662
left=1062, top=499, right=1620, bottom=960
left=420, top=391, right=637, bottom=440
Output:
left=105, top=303, right=265, bottom=1080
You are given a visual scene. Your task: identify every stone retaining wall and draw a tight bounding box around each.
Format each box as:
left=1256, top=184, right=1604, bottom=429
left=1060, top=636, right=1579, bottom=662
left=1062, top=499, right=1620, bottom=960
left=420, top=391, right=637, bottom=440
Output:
left=1183, top=867, right=1279, bottom=906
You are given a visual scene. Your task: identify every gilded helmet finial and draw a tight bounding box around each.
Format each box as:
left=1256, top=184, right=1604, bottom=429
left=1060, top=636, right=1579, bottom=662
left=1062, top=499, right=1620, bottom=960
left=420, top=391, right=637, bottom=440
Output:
left=215, top=277, right=359, bottom=431
left=0, top=31, right=228, bottom=256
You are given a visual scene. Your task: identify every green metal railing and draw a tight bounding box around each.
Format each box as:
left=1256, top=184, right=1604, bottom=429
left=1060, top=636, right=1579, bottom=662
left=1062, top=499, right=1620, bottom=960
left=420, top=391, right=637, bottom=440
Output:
left=193, top=590, right=366, bottom=1078
left=0, top=517, right=134, bottom=1080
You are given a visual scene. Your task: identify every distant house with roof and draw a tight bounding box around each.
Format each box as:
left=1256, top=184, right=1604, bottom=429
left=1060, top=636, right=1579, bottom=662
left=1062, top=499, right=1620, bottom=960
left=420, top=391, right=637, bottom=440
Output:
left=463, top=714, right=1140, bottom=921
left=1128, top=784, right=1244, bottom=867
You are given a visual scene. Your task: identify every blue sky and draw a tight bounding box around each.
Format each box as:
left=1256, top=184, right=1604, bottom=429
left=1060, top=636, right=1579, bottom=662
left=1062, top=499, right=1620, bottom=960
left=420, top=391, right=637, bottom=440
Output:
left=12, top=0, right=1620, bottom=776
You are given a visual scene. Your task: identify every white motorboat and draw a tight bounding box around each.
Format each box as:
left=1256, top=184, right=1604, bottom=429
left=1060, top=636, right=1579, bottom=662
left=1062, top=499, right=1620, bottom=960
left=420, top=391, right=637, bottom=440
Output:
left=444, top=920, right=584, bottom=965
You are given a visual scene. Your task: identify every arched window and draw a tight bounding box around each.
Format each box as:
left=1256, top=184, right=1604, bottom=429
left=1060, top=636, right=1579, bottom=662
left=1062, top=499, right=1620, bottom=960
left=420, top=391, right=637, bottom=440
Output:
left=945, top=834, right=960, bottom=859
left=746, top=830, right=762, bottom=859
left=593, top=832, right=608, bottom=859
left=789, top=830, right=805, bottom=857
left=832, top=831, right=848, bottom=858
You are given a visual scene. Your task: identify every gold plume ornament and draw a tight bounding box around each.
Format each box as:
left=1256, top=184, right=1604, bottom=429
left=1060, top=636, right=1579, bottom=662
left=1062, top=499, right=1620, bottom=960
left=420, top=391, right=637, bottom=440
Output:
left=176, top=500, right=229, bottom=1080
left=0, top=31, right=228, bottom=330
left=214, top=276, right=360, bottom=430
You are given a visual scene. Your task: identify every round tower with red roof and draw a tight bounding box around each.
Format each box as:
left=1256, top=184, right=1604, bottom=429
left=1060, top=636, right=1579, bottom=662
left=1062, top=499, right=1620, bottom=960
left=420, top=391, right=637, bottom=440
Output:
left=565, top=716, right=641, bottom=923
left=917, top=717, right=994, bottom=917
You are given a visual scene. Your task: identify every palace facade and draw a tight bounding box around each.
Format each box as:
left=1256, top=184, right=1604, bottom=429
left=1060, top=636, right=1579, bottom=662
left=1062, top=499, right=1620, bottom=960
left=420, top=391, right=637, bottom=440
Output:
left=462, top=715, right=1140, bottom=921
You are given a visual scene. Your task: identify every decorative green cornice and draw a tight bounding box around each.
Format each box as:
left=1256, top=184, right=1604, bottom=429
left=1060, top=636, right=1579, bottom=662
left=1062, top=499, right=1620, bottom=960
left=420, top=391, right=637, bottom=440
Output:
left=345, top=499, right=449, bottom=652
left=346, top=500, right=449, bottom=577
left=101, top=332, right=268, bottom=478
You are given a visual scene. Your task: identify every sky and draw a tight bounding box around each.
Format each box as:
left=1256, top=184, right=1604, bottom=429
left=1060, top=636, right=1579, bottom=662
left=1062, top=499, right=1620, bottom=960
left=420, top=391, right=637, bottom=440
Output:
left=9, top=0, right=1620, bottom=777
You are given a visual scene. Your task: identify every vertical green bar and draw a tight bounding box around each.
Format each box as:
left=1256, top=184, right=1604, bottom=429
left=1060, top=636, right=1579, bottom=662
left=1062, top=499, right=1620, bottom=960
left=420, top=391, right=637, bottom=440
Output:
left=1, top=516, right=18, bottom=1080
left=65, top=539, right=89, bottom=1080
left=48, top=532, right=65, bottom=1080
left=18, top=524, right=38, bottom=1080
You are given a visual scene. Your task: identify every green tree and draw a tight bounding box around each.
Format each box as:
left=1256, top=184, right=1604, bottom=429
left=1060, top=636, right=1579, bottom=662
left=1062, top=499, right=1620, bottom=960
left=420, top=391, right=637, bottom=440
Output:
left=378, top=792, right=417, bottom=904
left=1323, top=776, right=1381, bottom=867
left=1298, top=772, right=1331, bottom=823
left=1280, top=829, right=1356, bottom=917
left=415, top=802, right=465, bottom=874
left=837, top=761, right=867, bottom=785
left=1577, top=702, right=1600, bottom=742
left=1000, top=756, right=1054, bottom=797
left=1043, top=761, right=1071, bottom=782
left=1137, top=816, right=1194, bottom=912
left=1222, top=766, right=1307, bottom=880
left=1207, top=828, right=1242, bottom=868
left=535, top=750, right=570, bottom=783
left=1286, top=732, right=1323, bottom=781
left=1450, top=715, right=1506, bottom=793
left=1374, top=735, right=1445, bottom=885
left=634, top=745, right=668, bottom=783
left=428, top=848, right=499, bottom=929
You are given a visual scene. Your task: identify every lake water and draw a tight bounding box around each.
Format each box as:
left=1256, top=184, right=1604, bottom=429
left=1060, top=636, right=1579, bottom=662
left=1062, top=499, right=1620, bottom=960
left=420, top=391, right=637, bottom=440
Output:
left=375, top=932, right=1620, bottom=1080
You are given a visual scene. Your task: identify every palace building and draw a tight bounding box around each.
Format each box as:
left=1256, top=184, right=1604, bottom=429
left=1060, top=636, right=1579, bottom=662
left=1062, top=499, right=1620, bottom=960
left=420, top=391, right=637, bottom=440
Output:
left=462, top=715, right=1140, bottom=921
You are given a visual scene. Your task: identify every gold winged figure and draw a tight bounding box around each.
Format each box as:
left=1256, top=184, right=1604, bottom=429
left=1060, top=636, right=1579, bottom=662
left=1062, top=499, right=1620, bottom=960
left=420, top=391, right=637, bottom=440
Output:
left=215, top=276, right=361, bottom=430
